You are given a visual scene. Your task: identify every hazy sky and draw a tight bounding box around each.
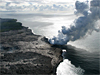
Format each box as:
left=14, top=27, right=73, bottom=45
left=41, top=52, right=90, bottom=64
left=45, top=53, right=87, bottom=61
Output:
left=0, top=0, right=89, bottom=13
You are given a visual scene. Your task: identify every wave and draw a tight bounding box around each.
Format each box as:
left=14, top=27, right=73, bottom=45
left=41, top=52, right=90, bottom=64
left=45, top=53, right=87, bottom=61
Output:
left=56, top=45, right=99, bottom=75
left=56, top=59, right=84, bottom=75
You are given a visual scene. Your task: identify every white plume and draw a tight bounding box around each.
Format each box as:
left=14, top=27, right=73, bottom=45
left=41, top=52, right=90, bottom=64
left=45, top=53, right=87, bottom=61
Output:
left=49, top=0, right=100, bottom=45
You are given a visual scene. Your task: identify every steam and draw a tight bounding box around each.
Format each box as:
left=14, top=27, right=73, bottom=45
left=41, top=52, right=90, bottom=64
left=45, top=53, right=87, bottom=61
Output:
left=49, top=0, right=100, bottom=45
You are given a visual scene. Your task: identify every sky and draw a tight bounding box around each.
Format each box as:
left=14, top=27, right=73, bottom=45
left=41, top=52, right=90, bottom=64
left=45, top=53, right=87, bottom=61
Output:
left=0, top=0, right=89, bottom=13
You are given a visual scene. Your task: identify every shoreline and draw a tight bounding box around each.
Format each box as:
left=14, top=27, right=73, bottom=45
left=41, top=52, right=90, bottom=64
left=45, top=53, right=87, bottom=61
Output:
left=0, top=18, right=63, bottom=75
left=1, top=18, right=99, bottom=75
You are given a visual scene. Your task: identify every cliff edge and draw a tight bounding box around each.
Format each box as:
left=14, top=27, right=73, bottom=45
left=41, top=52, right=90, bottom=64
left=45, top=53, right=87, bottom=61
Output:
left=0, top=18, right=62, bottom=75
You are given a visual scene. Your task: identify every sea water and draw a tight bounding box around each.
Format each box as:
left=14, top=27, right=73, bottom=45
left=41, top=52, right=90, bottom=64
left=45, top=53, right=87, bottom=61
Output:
left=1, top=13, right=100, bottom=75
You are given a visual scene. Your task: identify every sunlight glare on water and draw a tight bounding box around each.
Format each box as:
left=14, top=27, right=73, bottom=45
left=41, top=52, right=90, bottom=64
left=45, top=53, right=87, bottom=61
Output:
left=39, top=16, right=76, bottom=38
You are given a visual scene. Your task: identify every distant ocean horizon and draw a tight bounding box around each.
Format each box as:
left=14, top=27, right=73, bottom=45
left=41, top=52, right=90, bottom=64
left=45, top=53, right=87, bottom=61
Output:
left=1, top=13, right=100, bottom=75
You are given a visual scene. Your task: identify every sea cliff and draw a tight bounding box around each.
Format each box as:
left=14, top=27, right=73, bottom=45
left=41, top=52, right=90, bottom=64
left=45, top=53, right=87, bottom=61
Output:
left=0, top=18, right=63, bottom=75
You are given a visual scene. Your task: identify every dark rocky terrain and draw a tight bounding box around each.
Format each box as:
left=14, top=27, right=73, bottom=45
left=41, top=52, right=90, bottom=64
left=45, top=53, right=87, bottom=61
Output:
left=0, top=18, right=63, bottom=75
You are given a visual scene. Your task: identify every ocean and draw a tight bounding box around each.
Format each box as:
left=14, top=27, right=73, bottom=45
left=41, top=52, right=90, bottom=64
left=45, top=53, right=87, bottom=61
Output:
left=1, top=13, right=100, bottom=75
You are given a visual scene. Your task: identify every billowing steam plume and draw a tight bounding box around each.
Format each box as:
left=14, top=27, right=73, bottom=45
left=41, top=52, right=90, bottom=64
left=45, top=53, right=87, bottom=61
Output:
left=49, top=0, right=100, bottom=45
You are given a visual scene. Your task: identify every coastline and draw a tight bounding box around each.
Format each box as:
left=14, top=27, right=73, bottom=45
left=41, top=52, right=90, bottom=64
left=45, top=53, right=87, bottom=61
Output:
left=0, top=18, right=63, bottom=75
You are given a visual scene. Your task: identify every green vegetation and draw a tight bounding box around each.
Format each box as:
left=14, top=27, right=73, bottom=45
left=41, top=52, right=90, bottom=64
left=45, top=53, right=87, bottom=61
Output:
left=0, top=19, right=23, bottom=32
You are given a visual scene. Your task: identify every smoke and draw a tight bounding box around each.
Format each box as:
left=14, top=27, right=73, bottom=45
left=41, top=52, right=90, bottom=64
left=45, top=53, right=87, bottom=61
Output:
left=49, top=0, right=100, bottom=45
left=75, top=1, right=89, bottom=16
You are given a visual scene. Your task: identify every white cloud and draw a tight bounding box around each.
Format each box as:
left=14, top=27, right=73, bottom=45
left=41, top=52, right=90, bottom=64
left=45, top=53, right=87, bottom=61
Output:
left=1, top=0, right=75, bottom=3
left=0, top=0, right=76, bottom=13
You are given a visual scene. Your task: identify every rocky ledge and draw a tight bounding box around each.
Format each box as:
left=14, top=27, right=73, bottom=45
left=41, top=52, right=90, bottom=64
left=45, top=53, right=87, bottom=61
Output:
left=0, top=18, right=63, bottom=75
